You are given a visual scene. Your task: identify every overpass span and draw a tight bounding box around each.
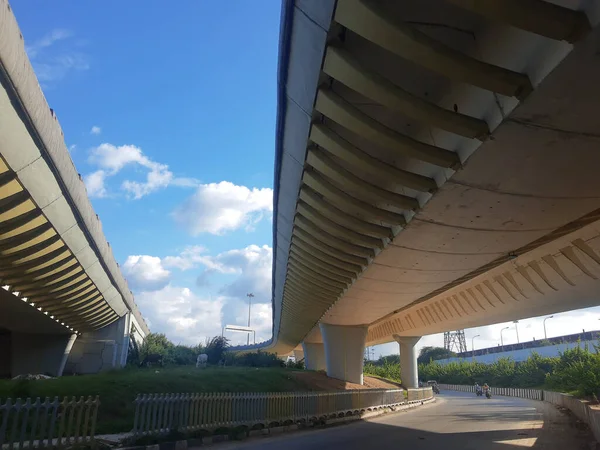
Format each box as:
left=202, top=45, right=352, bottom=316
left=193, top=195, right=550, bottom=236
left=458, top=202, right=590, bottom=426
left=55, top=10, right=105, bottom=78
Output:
left=247, top=0, right=600, bottom=385
left=0, top=0, right=148, bottom=377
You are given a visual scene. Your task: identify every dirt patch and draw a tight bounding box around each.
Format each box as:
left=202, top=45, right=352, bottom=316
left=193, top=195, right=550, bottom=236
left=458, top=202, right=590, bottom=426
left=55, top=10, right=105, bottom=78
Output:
left=290, top=371, right=401, bottom=391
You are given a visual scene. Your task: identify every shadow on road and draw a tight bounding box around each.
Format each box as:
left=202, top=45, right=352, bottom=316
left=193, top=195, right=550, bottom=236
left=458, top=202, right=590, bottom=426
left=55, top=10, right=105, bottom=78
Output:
left=215, top=391, right=594, bottom=450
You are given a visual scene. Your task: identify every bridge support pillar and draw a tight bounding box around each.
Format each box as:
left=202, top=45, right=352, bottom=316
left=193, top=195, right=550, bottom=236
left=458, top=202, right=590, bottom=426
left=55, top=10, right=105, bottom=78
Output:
left=302, top=342, right=326, bottom=371
left=320, top=323, right=368, bottom=384
left=394, top=335, right=421, bottom=389
left=65, top=314, right=131, bottom=374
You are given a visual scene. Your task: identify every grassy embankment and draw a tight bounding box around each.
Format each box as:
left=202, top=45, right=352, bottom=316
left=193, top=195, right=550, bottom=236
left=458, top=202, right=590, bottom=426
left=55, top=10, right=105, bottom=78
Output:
left=0, top=367, right=311, bottom=434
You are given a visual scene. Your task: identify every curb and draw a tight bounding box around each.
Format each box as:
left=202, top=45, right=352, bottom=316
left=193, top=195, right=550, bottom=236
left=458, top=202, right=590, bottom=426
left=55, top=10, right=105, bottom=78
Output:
left=118, top=397, right=436, bottom=449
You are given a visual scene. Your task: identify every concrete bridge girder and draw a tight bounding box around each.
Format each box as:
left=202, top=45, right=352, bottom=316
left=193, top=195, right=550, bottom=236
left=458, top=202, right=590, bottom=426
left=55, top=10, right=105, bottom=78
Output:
left=0, top=0, right=149, bottom=376
left=265, top=0, right=600, bottom=360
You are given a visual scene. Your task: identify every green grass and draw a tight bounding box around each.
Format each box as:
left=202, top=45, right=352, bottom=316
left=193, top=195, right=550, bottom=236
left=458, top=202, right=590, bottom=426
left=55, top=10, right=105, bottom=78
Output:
left=0, top=367, right=313, bottom=434
left=364, top=362, right=401, bottom=383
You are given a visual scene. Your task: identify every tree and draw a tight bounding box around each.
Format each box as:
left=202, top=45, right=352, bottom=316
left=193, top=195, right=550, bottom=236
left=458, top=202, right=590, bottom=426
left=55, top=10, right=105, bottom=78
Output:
left=374, top=354, right=400, bottom=366
left=417, top=346, right=456, bottom=365
left=139, top=333, right=173, bottom=360
left=204, top=336, right=229, bottom=364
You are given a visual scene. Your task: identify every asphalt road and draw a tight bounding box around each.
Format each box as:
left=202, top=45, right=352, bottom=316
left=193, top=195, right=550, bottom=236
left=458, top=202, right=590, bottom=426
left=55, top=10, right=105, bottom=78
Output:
left=216, top=391, right=594, bottom=450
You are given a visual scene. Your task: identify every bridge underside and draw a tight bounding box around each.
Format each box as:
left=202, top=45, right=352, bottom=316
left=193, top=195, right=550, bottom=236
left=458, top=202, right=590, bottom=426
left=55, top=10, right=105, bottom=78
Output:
left=0, top=0, right=148, bottom=376
left=267, top=0, right=600, bottom=360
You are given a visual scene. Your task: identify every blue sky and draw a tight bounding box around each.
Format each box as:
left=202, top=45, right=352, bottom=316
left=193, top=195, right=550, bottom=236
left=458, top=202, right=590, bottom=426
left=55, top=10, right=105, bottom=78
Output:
left=12, top=1, right=281, bottom=345
left=12, top=1, right=600, bottom=355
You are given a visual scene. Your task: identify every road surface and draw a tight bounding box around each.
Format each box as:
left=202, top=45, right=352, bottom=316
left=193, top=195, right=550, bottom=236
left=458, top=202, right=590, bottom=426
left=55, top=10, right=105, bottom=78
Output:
left=216, top=391, right=594, bottom=449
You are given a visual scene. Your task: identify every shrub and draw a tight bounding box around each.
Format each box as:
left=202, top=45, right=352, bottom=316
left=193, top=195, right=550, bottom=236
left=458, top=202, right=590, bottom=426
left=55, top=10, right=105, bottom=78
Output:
left=417, top=342, right=600, bottom=397
left=204, top=336, right=229, bottom=364
left=224, top=351, right=285, bottom=368
left=364, top=361, right=401, bottom=382
left=545, top=345, right=600, bottom=396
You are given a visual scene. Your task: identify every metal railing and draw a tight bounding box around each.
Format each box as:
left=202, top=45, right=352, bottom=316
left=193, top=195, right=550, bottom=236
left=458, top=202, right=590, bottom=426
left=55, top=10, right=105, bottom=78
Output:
left=0, top=396, right=100, bottom=449
left=132, top=388, right=433, bottom=436
left=437, top=384, right=543, bottom=400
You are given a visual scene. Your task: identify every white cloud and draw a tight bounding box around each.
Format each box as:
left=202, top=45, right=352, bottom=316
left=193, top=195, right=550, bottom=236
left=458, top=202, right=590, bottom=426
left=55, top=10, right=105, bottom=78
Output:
left=172, top=182, right=273, bottom=235
left=126, top=245, right=274, bottom=345
left=135, top=285, right=272, bottom=347
left=84, top=170, right=107, bottom=198
left=84, top=143, right=197, bottom=199
left=26, top=29, right=72, bottom=58
left=213, top=245, right=272, bottom=300
left=133, top=244, right=272, bottom=298
left=136, top=285, right=224, bottom=346
left=26, top=29, right=88, bottom=83
left=90, top=126, right=101, bottom=135
left=162, top=246, right=238, bottom=273
left=123, top=255, right=171, bottom=291
left=89, top=143, right=153, bottom=174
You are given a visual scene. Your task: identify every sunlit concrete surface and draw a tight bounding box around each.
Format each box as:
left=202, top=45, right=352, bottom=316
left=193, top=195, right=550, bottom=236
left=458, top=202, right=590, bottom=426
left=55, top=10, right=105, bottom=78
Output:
left=216, top=391, right=594, bottom=450
left=0, top=0, right=148, bottom=376
left=243, top=0, right=600, bottom=373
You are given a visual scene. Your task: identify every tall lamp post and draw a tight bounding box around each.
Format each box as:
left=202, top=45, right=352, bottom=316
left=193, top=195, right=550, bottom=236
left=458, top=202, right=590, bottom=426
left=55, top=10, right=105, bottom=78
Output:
left=500, top=326, right=510, bottom=348
left=471, top=334, right=480, bottom=361
left=543, top=315, right=554, bottom=340
left=513, top=320, right=520, bottom=344
left=246, top=293, right=254, bottom=345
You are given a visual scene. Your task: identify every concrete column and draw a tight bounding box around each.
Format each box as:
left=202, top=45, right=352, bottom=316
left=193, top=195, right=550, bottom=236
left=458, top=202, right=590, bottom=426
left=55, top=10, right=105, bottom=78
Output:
left=394, top=335, right=421, bottom=389
left=320, top=323, right=368, bottom=384
left=57, top=334, right=78, bottom=377
left=302, top=342, right=326, bottom=371
left=293, top=349, right=304, bottom=361
left=120, top=313, right=132, bottom=367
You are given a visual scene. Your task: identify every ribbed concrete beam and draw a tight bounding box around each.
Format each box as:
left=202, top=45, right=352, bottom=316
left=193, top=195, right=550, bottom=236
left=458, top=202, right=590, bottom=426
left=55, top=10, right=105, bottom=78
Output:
left=445, top=0, right=591, bottom=43
left=335, top=0, right=533, bottom=99
left=322, top=46, right=489, bottom=139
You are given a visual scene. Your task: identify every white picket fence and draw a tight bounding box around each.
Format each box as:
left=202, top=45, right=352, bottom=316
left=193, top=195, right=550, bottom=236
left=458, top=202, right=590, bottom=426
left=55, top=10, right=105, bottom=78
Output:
left=132, top=387, right=433, bottom=436
left=0, top=396, right=100, bottom=449
left=438, top=384, right=543, bottom=400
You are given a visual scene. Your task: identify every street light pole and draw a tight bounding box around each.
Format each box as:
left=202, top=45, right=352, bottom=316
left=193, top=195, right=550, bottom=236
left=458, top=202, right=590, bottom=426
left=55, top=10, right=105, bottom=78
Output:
left=246, top=293, right=254, bottom=345
left=500, top=327, right=510, bottom=348
left=543, top=315, right=554, bottom=340
left=513, top=320, right=520, bottom=344
left=471, top=334, right=481, bottom=361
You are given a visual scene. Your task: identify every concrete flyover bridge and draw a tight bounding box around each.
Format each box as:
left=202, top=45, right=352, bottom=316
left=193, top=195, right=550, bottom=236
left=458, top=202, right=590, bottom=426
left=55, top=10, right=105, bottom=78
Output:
left=0, top=0, right=149, bottom=377
left=239, top=0, right=600, bottom=386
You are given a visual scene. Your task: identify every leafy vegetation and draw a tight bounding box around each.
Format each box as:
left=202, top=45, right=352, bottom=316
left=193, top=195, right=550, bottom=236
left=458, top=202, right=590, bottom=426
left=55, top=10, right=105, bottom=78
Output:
left=417, top=346, right=456, bottom=365
left=364, top=361, right=401, bottom=382
left=131, top=333, right=231, bottom=367
left=363, top=346, right=454, bottom=382
left=0, top=367, right=315, bottom=434
left=223, top=350, right=285, bottom=367
left=418, top=342, right=600, bottom=397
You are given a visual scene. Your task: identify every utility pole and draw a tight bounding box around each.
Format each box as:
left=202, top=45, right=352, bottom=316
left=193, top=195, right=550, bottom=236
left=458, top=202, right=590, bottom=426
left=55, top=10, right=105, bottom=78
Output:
left=500, top=326, right=510, bottom=348
left=513, top=320, right=520, bottom=344
left=471, top=334, right=480, bottom=361
left=246, top=293, right=254, bottom=345
left=543, top=315, right=554, bottom=340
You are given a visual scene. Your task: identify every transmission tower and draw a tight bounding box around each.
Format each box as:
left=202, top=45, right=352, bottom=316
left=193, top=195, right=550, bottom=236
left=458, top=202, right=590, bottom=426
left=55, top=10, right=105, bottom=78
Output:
left=444, top=330, right=467, bottom=354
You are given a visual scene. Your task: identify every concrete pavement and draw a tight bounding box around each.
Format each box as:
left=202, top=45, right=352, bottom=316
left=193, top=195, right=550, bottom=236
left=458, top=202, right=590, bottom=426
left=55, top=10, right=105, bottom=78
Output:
left=216, top=391, right=594, bottom=449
